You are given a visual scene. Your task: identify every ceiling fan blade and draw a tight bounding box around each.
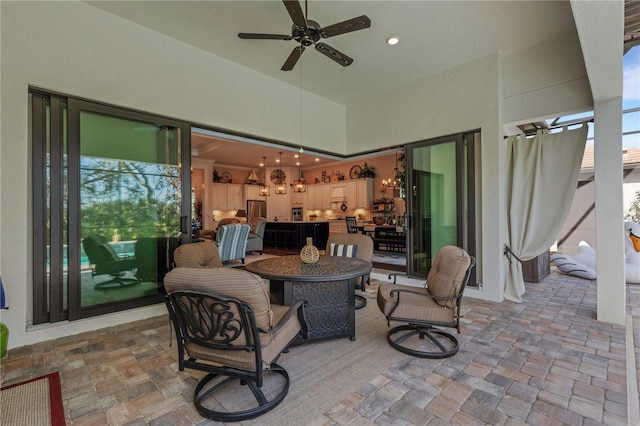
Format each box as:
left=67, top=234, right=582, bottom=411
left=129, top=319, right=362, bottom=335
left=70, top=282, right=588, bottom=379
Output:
left=315, top=42, right=353, bottom=67
left=320, top=15, right=371, bottom=38
left=238, top=33, right=293, bottom=40
left=283, top=0, right=307, bottom=29
left=281, top=45, right=305, bottom=71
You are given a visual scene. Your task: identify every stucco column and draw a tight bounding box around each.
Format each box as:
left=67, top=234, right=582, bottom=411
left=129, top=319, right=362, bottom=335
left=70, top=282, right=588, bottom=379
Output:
left=594, top=97, right=626, bottom=325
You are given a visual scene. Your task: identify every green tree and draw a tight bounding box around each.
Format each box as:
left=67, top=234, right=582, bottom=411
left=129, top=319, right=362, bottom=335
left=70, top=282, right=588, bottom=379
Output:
left=626, top=190, right=640, bottom=223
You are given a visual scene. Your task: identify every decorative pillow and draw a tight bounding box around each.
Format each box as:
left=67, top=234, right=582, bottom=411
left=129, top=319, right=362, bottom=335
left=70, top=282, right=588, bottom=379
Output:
left=330, top=243, right=357, bottom=258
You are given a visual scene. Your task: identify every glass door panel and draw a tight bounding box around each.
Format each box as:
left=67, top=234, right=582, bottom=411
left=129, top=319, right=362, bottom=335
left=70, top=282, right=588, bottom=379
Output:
left=78, top=110, right=182, bottom=309
left=408, top=140, right=458, bottom=276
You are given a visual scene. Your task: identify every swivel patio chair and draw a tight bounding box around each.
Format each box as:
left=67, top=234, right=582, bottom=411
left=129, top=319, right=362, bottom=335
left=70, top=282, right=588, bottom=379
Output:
left=82, top=235, right=137, bottom=289
left=216, top=223, right=251, bottom=264
left=377, top=245, right=475, bottom=358
left=164, top=267, right=306, bottom=422
left=326, top=233, right=373, bottom=309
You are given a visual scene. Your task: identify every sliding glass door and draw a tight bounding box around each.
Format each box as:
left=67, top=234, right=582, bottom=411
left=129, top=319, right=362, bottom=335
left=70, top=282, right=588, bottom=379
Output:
left=406, top=132, right=476, bottom=279
left=32, top=92, right=191, bottom=323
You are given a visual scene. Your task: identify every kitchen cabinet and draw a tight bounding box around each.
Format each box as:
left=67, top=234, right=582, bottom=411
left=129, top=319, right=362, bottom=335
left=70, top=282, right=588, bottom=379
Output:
left=244, top=185, right=265, bottom=202
left=346, top=182, right=357, bottom=207
left=211, top=183, right=243, bottom=210
left=307, top=186, right=317, bottom=210
left=313, top=185, right=323, bottom=209
left=356, top=179, right=373, bottom=208
left=291, top=189, right=305, bottom=206
left=264, top=221, right=329, bottom=250
left=322, top=185, right=331, bottom=209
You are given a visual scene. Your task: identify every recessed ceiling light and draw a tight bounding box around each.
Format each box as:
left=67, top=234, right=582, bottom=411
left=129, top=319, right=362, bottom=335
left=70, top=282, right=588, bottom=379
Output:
left=386, top=36, right=400, bottom=46
left=315, top=158, right=320, bottom=162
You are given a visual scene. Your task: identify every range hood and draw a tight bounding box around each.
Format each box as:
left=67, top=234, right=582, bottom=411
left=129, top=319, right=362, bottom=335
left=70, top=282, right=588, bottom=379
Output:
left=330, top=186, right=346, bottom=200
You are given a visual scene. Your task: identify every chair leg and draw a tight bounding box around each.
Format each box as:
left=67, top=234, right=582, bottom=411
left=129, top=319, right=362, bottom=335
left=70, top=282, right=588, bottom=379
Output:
left=193, top=366, right=290, bottom=422
left=386, top=324, right=459, bottom=358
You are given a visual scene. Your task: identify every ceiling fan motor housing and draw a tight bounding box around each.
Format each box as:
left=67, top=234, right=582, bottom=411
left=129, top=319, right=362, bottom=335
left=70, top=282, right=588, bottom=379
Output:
left=292, top=20, right=321, bottom=45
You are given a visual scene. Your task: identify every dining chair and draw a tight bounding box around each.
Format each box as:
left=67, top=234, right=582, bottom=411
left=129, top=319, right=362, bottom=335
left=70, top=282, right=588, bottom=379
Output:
left=345, top=216, right=358, bottom=234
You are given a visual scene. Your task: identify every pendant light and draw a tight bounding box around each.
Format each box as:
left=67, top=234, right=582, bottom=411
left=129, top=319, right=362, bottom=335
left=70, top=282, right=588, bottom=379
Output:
left=292, top=39, right=307, bottom=193
left=275, top=152, right=287, bottom=195
left=293, top=158, right=306, bottom=193
left=259, top=156, right=270, bottom=196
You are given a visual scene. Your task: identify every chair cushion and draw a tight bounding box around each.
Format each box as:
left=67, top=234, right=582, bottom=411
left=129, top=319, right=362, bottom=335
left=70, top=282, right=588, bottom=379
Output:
left=164, top=267, right=274, bottom=330
left=173, top=242, right=222, bottom=268
left=98, top=242, right=120, bottom=262
left=165, top=267, right=302, bottom=370
left=330, top=243, right=357, bottom=257
left=376, top=283, right=456, bottom=324
left=184, top=302, right=301, bottom=370
left=426, top=245, right=471, bottom=308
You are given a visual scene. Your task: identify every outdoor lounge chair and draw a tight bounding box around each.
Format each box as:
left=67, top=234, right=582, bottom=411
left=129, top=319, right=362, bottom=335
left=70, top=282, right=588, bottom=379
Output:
left=377, top=245, right=475, bottom=358
left=82, top=235, right=137, bottom=288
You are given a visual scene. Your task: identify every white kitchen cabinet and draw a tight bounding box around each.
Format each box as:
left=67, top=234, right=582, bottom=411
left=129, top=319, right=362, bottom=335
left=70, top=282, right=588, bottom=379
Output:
left=211, top=183, right=243, bottom=210
left=291, top=189, right=305, bottom=205
left=244, top=184, right=265, bottom=202
left=356, top=179, right=373, bottom=208
left=346, top=181, right=357, bottom=208
left=314, top=185, right=324, bottom=209
left=322, top=185, right=331, bottom=209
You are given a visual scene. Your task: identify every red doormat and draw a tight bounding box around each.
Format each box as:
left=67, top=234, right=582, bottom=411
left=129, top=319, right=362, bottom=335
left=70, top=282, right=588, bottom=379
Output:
left=0, top=372, right=66, bottom=425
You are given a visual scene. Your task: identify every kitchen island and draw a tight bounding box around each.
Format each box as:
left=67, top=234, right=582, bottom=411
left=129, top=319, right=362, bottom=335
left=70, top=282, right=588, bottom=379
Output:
left=264, top=220, right=329, bottom=251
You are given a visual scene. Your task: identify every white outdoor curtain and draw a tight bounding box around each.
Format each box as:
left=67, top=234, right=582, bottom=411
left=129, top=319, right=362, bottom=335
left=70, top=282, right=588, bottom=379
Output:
left=505, top=125, right=588, bottom=302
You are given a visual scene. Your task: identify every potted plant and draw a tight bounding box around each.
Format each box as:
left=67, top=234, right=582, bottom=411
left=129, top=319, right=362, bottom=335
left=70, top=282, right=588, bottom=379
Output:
left=358, top=162, right=377, bottom=178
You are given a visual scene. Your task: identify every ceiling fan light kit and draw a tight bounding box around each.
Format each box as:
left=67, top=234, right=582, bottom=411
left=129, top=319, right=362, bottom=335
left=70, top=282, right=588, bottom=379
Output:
left=238, top=0, right=371, bottom=71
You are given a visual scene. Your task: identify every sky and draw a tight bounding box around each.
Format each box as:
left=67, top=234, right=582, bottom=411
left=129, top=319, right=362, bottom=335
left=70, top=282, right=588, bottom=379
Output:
left=623, top=46, right=640, bottom=149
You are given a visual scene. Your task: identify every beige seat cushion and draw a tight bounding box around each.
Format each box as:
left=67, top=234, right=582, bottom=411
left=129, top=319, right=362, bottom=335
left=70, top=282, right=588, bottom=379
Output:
left=377, top=283, right=456, bottom=324
left=173, top=242, right=223, bottom=268
left=425, top=245, right=471, bottom=308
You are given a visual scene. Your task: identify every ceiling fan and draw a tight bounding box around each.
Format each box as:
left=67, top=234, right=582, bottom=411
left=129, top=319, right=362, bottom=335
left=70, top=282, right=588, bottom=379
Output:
left=238, top=0, right=371, bottom=71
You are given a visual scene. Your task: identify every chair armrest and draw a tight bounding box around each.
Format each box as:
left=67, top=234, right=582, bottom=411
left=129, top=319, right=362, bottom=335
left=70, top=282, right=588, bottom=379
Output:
left=388, top=273, right=409, bottom=284
left=389, top=287, right=457, bottom=304
left=260, top=301, right=308, bottom=339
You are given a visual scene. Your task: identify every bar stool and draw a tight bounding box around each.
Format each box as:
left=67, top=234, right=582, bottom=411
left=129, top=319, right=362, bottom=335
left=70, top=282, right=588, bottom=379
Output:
left=265, top=228, right=277, bottom=248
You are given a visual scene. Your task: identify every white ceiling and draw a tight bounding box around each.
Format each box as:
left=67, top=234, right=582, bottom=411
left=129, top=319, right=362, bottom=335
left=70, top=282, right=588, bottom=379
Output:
left=86, top=0, right=577, bottom=169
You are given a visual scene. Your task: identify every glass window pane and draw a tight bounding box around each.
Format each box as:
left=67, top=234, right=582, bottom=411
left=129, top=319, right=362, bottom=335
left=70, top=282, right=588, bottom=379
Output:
left=79, top=111, right=181, bottom=308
